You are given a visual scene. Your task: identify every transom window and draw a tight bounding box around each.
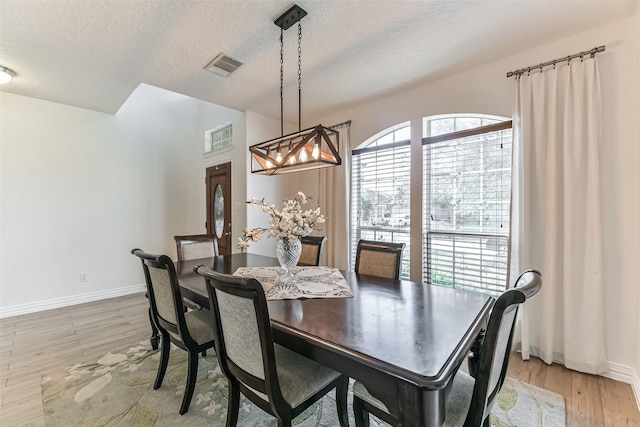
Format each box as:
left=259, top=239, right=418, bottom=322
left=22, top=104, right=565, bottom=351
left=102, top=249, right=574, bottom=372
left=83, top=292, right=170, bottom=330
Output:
left=206, top=123, right=233, bottom=152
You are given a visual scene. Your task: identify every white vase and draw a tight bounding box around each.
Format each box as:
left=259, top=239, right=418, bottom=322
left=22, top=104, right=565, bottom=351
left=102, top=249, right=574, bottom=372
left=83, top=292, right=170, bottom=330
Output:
left=276, top=237, right=302, bottom=281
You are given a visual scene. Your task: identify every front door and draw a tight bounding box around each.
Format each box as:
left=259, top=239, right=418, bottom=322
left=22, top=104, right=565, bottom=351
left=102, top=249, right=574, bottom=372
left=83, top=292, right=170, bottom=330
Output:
left=206, top=163, right=232, bottom=256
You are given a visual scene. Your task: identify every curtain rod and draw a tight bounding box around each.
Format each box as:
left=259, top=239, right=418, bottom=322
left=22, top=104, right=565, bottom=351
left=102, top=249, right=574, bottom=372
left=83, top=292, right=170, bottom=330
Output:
left=506, top=45, right=605, bottom=78
left=328, top=120, right=352, bottom=129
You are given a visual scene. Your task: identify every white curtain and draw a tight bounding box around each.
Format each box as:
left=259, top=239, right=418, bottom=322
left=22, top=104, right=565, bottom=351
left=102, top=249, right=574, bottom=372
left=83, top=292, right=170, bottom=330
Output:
left=510, top=57, right=608, bottom=374
left=317, top=124, right=351, bottom=270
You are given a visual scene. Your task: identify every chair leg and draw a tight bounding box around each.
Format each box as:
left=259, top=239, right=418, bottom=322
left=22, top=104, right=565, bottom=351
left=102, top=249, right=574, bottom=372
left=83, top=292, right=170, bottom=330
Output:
left=226, top=379, right=240, bottom=427
left=276, top=417, right=292, bottom=427
left=335, top=377, right=349, bottom=427
left=148, top=307, right=159, bottom=350
left=153, top=332, right=170, bottom=390
left=179, top=350, right=199, bottom=415
left=353, top=395, right=370, bottom=427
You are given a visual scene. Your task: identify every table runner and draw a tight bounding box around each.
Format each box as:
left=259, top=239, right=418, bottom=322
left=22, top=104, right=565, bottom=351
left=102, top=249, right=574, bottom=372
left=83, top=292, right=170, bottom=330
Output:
left=233, top=266, right=353, bottom=300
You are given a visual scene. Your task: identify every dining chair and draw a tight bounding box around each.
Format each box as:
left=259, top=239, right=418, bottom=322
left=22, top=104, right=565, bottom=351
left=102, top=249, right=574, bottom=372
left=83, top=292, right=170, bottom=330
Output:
left=354, top=239, right=405, bottom=280
left=174, top=234, right=218, bottom=262
left=174, top=234, right=218, bottom=311
left=194, top=265, right=350, bottom=427
left=352, top=269, right=542, bottom=427
left=131, top=249, right=215, bottom=415
left=298, top=235, right=327, bottom=266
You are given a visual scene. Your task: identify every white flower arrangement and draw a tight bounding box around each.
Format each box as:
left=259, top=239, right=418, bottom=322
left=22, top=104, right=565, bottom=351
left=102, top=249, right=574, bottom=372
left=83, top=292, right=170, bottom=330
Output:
left=237, top=192, right=325, bottom=251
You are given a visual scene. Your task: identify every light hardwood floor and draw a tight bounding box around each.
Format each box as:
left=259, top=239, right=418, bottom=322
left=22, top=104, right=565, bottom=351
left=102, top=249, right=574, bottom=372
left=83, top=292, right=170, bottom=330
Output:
left=1, top=293, right=638, bottom=426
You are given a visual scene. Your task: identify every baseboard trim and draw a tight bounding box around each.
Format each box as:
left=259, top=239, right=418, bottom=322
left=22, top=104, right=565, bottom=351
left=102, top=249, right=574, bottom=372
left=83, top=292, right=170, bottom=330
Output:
left=603, top=362, right=640, bottom=412
left=0, top=284, right=146, bottom=318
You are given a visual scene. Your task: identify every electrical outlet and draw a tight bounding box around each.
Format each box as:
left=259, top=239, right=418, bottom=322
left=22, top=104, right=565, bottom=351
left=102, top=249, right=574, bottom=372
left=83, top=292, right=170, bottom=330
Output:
left=79, top=272, right=88, bottom=283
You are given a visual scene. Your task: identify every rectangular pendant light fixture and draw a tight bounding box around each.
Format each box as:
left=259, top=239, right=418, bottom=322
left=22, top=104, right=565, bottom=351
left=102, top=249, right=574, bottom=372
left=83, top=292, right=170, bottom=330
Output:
left=250, top=5, right=342, bottom=175
left=250, top=125, right=341, bottom=175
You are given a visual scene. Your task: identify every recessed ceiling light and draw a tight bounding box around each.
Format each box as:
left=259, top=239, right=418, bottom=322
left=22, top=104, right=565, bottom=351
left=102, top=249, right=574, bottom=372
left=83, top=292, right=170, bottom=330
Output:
left=0, top=66, right=16, bottom=84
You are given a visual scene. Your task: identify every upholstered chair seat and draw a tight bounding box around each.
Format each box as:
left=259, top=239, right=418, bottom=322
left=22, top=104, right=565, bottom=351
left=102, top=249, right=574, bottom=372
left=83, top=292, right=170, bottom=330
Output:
left=173, top=310, right=215, bottom=345
left=245, top=344, right=343, bottom=407
left=275, top=344, right=343, bottom=407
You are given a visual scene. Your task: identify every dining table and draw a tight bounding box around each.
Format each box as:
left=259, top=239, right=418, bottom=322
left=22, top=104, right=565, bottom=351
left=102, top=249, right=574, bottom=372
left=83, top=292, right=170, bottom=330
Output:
left=176, top=253, right=494, bottom=427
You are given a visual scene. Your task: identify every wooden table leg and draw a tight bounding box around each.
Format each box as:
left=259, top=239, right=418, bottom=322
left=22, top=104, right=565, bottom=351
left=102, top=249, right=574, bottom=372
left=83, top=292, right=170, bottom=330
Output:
left=397, top=383, right=445, bottom=427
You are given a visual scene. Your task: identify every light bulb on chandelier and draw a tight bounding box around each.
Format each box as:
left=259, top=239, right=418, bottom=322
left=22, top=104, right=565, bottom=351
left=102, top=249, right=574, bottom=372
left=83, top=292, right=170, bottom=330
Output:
left=299, top=146, right=308, bottom=162
left=265, top=148, right=274, bottom=169
left=288, top=142, right=296, bottom=164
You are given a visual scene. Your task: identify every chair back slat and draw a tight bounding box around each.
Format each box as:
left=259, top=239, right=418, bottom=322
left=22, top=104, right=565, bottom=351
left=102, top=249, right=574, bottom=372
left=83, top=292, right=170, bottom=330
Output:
left=298, top=245, right=317, bottom=266
left=181, top=241, right=216, bottom=260
left=298, top=236, right=327, bottom=266
left=355, top=240, right=405, bottom=280
left=357, top=249, right=399, bottom=279
left=147, top=265, right=179, bottom=325
left=174, top=234, right=218, bottom=262
left=486, top=306, right=517, bottom=395
left=214, top=290, right=265, bottom=380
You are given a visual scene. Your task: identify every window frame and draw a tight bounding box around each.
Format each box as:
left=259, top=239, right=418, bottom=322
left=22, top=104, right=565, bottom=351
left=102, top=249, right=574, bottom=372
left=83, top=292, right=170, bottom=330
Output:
left=422, top=117, right=513, bottom=295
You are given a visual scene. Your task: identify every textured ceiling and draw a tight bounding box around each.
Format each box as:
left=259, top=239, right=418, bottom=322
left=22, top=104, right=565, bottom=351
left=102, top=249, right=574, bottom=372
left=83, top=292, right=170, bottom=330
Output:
left=0, top=1, right=637, bottom=122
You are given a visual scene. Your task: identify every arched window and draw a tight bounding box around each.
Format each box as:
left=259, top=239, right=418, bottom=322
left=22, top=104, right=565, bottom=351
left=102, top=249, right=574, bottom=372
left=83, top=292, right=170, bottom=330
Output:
left=423, top=114, right=512, bottom=294
left=350, top=115, right=512, bottom=292
left=351, top=122, right=411, bottom=278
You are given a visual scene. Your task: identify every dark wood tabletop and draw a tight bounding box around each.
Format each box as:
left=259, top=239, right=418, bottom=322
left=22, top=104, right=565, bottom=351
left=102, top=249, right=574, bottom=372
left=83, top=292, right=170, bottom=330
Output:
left=177, top=253, right=494, bottom=426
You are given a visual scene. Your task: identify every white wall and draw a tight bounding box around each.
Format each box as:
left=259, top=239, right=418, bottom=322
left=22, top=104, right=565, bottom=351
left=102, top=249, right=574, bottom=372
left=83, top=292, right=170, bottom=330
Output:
left=242, top=111, right=287, bottom=256
left=0, top=84, right=241, bottom=315
left=283, top=15, right=640, bottom=379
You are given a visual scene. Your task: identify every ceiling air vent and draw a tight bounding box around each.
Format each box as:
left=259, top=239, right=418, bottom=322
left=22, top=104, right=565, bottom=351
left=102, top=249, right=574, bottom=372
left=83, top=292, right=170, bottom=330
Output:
left=205, top=53, right=242, bottom=77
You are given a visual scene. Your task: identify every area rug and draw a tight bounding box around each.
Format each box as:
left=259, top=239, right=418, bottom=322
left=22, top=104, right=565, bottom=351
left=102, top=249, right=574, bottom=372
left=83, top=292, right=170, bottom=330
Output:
left=41, top=342, right=565, bottom=426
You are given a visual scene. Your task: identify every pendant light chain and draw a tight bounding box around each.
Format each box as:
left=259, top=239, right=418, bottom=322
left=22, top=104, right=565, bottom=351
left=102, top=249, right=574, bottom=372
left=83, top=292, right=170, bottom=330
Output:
left=280, top=28, right=284, bottom=137
left=298, top=21, right=302, bottom=131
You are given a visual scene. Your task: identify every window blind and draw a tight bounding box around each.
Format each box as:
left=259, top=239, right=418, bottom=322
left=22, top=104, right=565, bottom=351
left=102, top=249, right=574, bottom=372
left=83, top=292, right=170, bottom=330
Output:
left=423, top=121, right=512, bottom=294
left=352, top=140, right=411, bottom=279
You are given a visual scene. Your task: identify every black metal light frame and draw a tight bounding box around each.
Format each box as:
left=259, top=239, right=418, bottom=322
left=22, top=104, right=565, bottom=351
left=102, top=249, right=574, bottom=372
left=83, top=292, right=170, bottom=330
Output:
left=250, top=125, right=340, bottom=175
left=250, top=4, right=342, bottom=175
